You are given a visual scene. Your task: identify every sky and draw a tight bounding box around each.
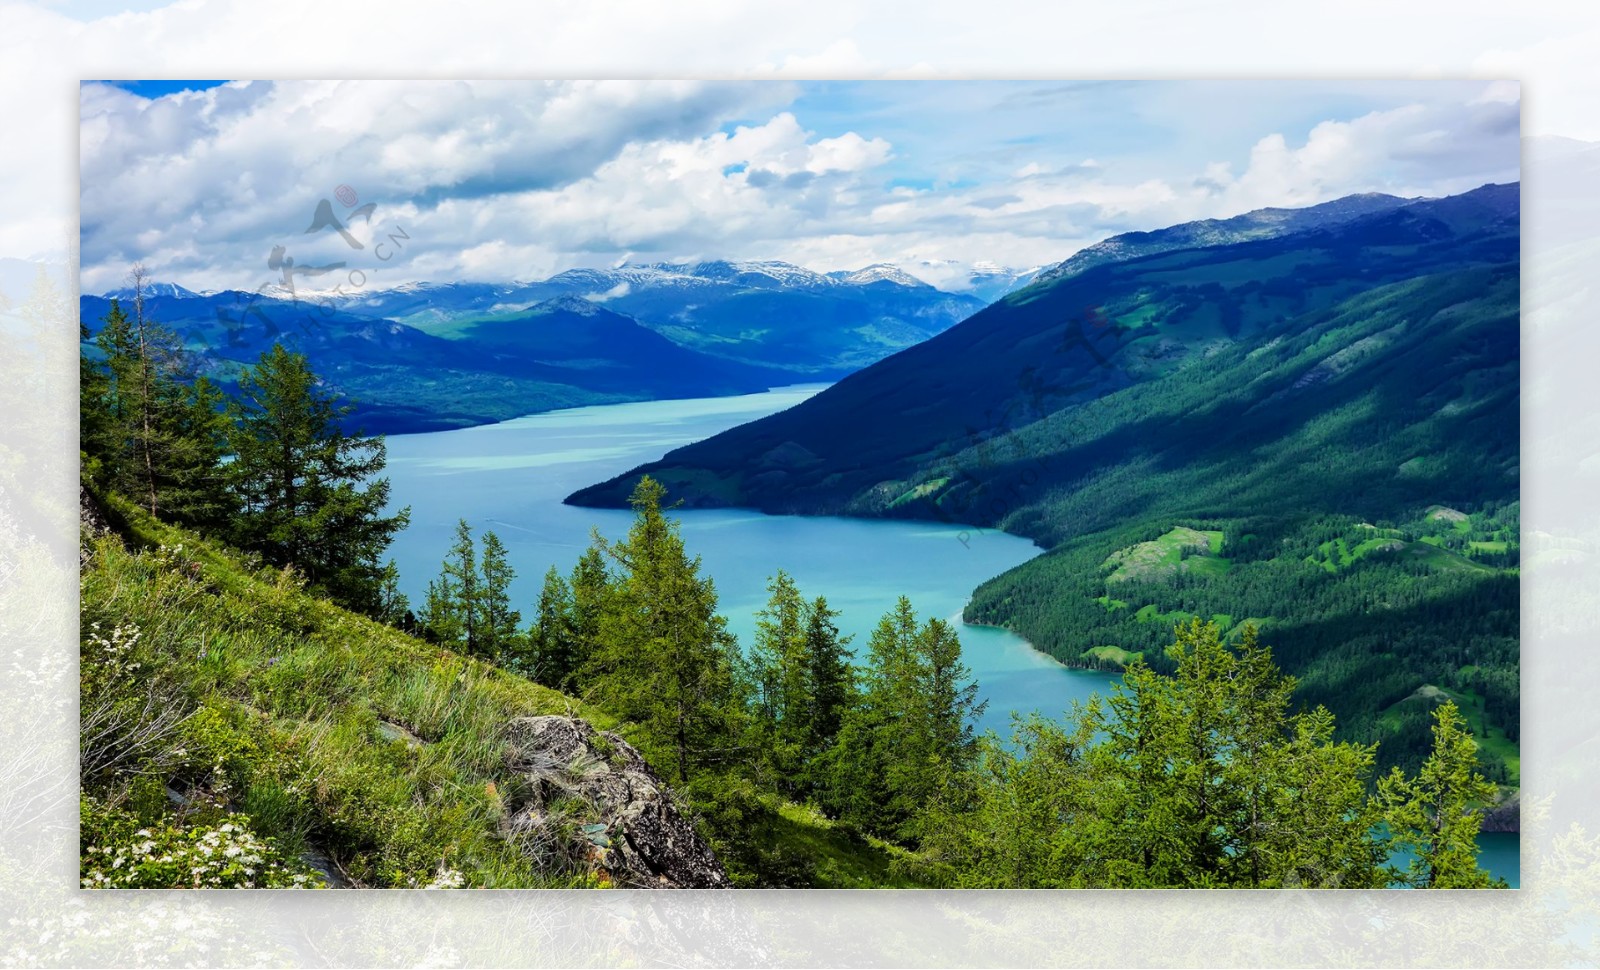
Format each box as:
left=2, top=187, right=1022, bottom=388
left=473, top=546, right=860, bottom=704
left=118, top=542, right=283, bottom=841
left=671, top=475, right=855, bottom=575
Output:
left=77, top=79, right=1521, bottom=294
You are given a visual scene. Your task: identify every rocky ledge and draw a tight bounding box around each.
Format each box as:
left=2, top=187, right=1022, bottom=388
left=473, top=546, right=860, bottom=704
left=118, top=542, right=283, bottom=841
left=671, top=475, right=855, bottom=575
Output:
left=501, top=715, right=730, bottom=889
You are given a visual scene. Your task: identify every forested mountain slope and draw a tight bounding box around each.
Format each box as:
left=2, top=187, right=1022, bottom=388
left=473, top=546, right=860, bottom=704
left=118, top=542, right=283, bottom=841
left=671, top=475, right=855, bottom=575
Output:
left=568, top=184, right=1521, bottom=781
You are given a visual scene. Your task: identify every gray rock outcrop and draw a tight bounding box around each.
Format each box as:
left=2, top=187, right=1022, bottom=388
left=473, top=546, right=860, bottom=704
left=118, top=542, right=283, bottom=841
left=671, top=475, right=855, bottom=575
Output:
left=501, top=715, right=730, bottom=889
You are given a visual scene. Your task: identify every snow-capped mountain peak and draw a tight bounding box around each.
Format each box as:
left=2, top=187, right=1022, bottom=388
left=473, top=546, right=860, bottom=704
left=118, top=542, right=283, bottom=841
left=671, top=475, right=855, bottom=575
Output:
left=100, top=281, right=201, bottom=300
left=831, top=263, right=932, bottom=288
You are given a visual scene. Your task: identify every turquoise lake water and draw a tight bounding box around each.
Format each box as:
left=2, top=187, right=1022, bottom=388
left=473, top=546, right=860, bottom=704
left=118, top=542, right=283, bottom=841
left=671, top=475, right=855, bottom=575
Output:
left=381, top=383, right=1517, bottom=887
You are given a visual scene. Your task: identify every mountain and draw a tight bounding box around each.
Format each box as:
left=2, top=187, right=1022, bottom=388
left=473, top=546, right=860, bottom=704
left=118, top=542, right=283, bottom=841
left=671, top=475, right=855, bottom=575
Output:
left=1033, top=191, right=1422, bottom=285
left=827, top=263, right=933, bottom=288
left=420, top=294, right=799, bottom=396
left=334, top=259, right=988, bottom=376
left=569, top=183, right=1518, bottom=517
left=567, top=184, right=1521, bottom=780
left=902, top=259, right=1044, bottom=303
left=101, top=280, right=203, bottom=301
left=79, top=288, right=793, bottom=434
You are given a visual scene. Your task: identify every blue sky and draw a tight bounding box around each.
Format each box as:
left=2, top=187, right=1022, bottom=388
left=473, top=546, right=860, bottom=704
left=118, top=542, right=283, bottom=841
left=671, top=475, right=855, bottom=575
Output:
left=96, top=80, right=229, bottom=99
left=77, top=79, right=1520, bottom=294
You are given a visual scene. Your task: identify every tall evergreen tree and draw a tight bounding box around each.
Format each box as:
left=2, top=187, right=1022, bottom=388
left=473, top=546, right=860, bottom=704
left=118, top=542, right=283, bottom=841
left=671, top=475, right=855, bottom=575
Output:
left=804, top=595, right=855, bottom=764
left=583, top=477, right=741, bottom=785
left=822, top=597, right=984, bottom=842
left=479, top=530, right=521, bottom=663
left=226, top=342, right=409, bottom=614
left=84, top=287, right=232, bottom=529
left=747, top=570, right=814, bottom=793
left=567, top=541, right=610, bottom=679
left=1075, top=620, right=1387, bottom=887
left=419, top=573, right=461, bottom=646
left=529, top=566, right=577, bottom=686
left=443, top=519, right=480, bottom=655
left=1378, top=699, right=1502, bottom=888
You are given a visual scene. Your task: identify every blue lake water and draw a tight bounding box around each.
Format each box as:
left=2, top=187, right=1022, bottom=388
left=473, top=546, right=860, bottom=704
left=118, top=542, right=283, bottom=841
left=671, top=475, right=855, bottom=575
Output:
left=381, top=383, right=1517, bottom=887
left=382, top=384, right=1118, bottom=741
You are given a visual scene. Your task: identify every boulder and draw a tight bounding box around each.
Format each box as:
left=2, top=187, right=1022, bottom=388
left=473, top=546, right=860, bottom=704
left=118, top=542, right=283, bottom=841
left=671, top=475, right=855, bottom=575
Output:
left=501, top=716, right=730, bottom=889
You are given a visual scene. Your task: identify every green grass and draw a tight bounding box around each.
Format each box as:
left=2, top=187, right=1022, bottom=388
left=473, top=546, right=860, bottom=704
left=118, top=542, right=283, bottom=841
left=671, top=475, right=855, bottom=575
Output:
left=1403, top=541, right=1495, bottom=573
left=82, top=493, right=900, bottom=888
left=889, top=477, right=949, bottom=509
left=1081, top=645, right=1143, bottom=669
left=1308, top=535, right=1407, bottom=572
left=1104, top=526, right=1228, bottom=582
left=83, top=500, right=601, bottom=888
left=1308, top=533, right=1489, bottom=574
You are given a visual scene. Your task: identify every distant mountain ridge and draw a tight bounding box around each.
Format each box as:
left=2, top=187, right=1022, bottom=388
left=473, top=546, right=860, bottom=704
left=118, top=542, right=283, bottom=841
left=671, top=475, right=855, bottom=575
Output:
left=1031, top=187, right=1516, bottom=285
left=315, top=259, right=992, bottom=377
left=569, top=182, right=1519, bottom=517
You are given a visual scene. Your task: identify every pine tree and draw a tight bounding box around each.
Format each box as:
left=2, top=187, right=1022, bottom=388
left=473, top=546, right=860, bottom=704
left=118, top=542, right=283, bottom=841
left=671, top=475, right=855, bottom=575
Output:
left=1075, top=620, right=1387, bottom=888
left=419, top=574, right=461, bottom=646
left=80, top=315, right=114, bottom=485
left=373, top=559, right=411, bottom=629
left=419, top=519, right=478, bottom=653
left=1378, top=699, right=1502, bottom=888
left=583, top=477, right=740, bottom=785
left=529, top=566, right=577, bottom=686
left=479, top=530, right=521, bottom=663
left=747, top=570, right=814, bottom=794
left=823, top=597, right=984, bottom=842
left=567, top=541, right=610, bottom=679
left=917, top=617, right=986, bottom=794
left=445, top=520, right=480, bottom=656
left=84, top=286, right=232, bottom=529
left=804, top=595, right=855, bottom=765
left=226, top=342, right=409, bottom=614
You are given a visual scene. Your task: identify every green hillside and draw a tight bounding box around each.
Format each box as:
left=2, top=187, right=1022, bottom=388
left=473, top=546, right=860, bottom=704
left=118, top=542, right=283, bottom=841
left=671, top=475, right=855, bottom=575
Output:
left=78, top=493, right=912, bottom=889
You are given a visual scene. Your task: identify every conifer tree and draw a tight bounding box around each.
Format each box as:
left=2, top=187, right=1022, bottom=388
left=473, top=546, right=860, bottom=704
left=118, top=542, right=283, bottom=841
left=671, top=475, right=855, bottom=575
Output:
left=747, top=570, right=814, bottom=792
left=1378, top=699, right=1502, bottom=888
left=479, top=530, right=521, bottom=663
left=805, top=595, right=855, bottom=764
left=583, top=477, right=740, bottom=785
left=84, top=283, right=232, bottom=529
left=529, top=566, right=577, bottom=686
left=823, top=597, right=984, bottom=842
left=226, top=342, right=409, bottom=614
left=567, top=541, right=610, bottom=679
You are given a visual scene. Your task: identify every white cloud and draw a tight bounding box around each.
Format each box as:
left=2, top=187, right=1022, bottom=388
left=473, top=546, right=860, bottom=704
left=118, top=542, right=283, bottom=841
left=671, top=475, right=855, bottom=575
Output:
left=76, top=79, right=1520, bottom=293
left=586, top=282, right=632, bottom=303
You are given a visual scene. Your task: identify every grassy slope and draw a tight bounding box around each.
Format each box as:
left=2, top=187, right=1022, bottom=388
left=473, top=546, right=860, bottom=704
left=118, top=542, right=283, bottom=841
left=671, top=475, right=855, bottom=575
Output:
left=81, top=494, right=910, bottom=888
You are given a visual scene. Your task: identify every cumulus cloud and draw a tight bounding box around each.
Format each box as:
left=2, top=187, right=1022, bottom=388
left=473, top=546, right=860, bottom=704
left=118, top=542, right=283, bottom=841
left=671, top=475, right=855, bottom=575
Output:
left=77, top=79, right=1520, bottom=294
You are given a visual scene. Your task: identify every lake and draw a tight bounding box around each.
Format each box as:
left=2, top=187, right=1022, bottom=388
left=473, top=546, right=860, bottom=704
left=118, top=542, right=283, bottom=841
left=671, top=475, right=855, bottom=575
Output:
left=382, top=383, right=1118, bottom=741
left=381, top=383, right=1518, bottom=887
